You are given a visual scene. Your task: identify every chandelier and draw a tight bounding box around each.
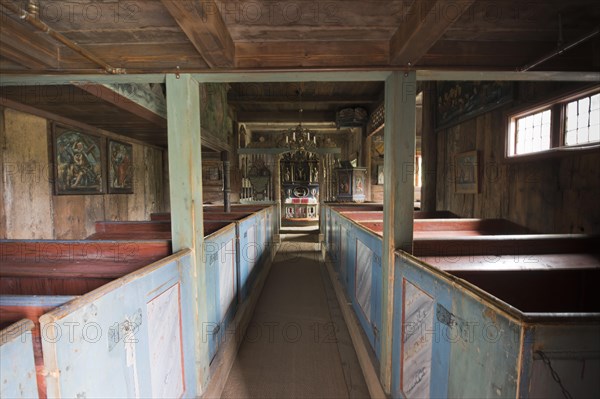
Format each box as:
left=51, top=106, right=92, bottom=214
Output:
left=282, top=90, right=317, bottom=152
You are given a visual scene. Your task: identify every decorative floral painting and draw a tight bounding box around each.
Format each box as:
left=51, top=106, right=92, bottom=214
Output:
left=436, top=81, right=513, bottom=129
left=53, top=125, right=104, bottom=194
left=108, top=140, right=134, bottom=194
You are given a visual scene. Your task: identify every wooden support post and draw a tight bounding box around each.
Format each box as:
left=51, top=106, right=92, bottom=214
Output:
left=318, top=154, right=326, bottom=242
left=421, top=82, right=437, bottom=212
left=380, top=71, right=416, bottom=393
left=166, top=73, right=207, bottom=394
left=363, top=130, right=373, bottom=201
left=274, top=154, right=282, bottom=239
left=221, top=150, right=231, bottom=212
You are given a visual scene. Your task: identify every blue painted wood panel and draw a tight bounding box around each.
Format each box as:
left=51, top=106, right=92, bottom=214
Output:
left=0, top=320, right=39, bottom=399
left=392, top=254, right=521, bottom=399
left=326, top=208, right=382, bottom=358
left=39, top=251, right=198, bottom=398
left=204, top=224, right=237, bottom=362
left=321, top=204, right=599, bottom=399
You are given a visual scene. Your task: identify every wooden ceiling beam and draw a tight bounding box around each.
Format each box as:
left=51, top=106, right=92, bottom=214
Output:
left=228, top=95, right=378, bottom=106
left=0, top=16, right=60, bottom=69
left=161, top=0, right=235, bottom=68
left=389, top=0, right=475, bottom=66
left=237, top=110, right=335, bottom=123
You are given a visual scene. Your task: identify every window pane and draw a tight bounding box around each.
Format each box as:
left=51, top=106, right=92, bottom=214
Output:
left=591, top=93, right=600, bottom=111
left=513, top=109, right=551, bottom=155
left=564, top=93, right=600, bottom=146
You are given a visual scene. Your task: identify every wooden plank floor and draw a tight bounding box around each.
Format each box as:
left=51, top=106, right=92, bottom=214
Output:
left=221, top=230, right=369, bottom=399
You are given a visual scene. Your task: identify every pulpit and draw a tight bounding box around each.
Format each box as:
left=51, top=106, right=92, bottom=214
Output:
left=335, top=167, right=367, bottom=202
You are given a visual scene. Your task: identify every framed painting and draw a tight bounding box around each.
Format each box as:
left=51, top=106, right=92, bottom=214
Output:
left=108, top=140, right=134, bottom=194
left=53, top=124, right=105, bottom=195
left=454, top=150, right=479, bottom=194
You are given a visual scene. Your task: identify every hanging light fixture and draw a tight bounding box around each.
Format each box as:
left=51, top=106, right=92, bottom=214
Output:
left=282, top=89, right=317, bottom=152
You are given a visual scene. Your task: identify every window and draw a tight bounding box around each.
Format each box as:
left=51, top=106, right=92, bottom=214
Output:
left=507, top=87, right=600, bottom=157
left=565, top=92, right=600, bottom=146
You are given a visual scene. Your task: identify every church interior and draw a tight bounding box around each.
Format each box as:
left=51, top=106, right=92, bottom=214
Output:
left=0, top=1, right=599, bottom=398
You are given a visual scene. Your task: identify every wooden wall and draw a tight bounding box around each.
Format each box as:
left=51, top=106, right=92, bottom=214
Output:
left=0, top=107, right=167, bottom=240
left=434, top=82, right=600, bottom=234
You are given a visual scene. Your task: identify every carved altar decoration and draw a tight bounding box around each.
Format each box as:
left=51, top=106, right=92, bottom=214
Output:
left=281, top=150, right=319, bottom=221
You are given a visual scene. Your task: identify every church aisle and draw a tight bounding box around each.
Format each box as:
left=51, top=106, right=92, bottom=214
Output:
left=221, top=231, right=369, bottom=399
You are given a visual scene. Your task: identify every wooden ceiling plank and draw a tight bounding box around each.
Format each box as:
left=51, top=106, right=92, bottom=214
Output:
left=0, top=43, right=51, bottom=70
left=161, top=0, right=235, bottom=68
left=235, top=40, right=389, bottom=68
left=0, top=17, right=60, bottom=68
left=389, top=0, right=476, bottom=66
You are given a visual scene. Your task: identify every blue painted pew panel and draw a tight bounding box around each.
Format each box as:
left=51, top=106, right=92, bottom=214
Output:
left=0, top=319, right=39, bottom=399
left=0, top=295, right=77, bottom=398
left=322, top=204, right=600, bottom=399
left=39, top=250, right=198, bottom=399
left=204, top=223, right=238, bottom=362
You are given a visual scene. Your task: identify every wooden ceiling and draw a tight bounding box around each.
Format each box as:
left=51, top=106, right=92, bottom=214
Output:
left=0, top=0, right=598, bottom=147
left=0, top=0, right=598, bottom=73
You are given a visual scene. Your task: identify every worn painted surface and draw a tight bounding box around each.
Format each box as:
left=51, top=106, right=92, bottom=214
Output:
left=0, top=319, right=39, bottom=398
left=392, top=251, right=521, bottom=399
left=39, top=251, right=197, bottom=398
left=204, top=223, right=238, bottom=361
left=236, top=208, right=275, bottom=302
left=147, top=284, right=185, bottom=398
left=401, top=280, right=435, bottom=399
left=328, top=208, right=382, bottom=358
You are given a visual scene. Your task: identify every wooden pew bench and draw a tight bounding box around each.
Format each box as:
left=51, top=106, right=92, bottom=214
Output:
left=0, top=240, right=171, bottom=295
left=87, top=220, right=172, bottom=240
left=150, top=204, right=269, bottom=221
left=340, top=214, right=530, bottom=238
left=415, top=234, right=600, bottom=313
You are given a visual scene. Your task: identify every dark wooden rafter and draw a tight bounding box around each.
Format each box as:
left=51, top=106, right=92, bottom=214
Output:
left=389, top=0, right=475, bottom=66
left=161, top=0, right=235, bottom=68
left=237, top=110, right=335, bottom=123
left=0, top=15, right=59, bottom=69
left=228, top=95, right=378, bottom=106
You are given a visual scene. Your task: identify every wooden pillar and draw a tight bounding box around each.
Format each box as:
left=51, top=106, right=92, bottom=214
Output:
left=318, top=153, right=326, bottom=240
left=273, top=154, right=281, bottom=239
left=421, top=82, right=437, bottom=212
left=363, top=131, right=372, bottom=201
left=221, top=150, right=231, bottom=212
left=380, top=71, right=416, bottom=392
left=166, top=73, right=208, bottom=393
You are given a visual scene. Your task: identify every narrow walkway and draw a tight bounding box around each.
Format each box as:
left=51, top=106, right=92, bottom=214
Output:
left=221, top=229, right=369, bottom=399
